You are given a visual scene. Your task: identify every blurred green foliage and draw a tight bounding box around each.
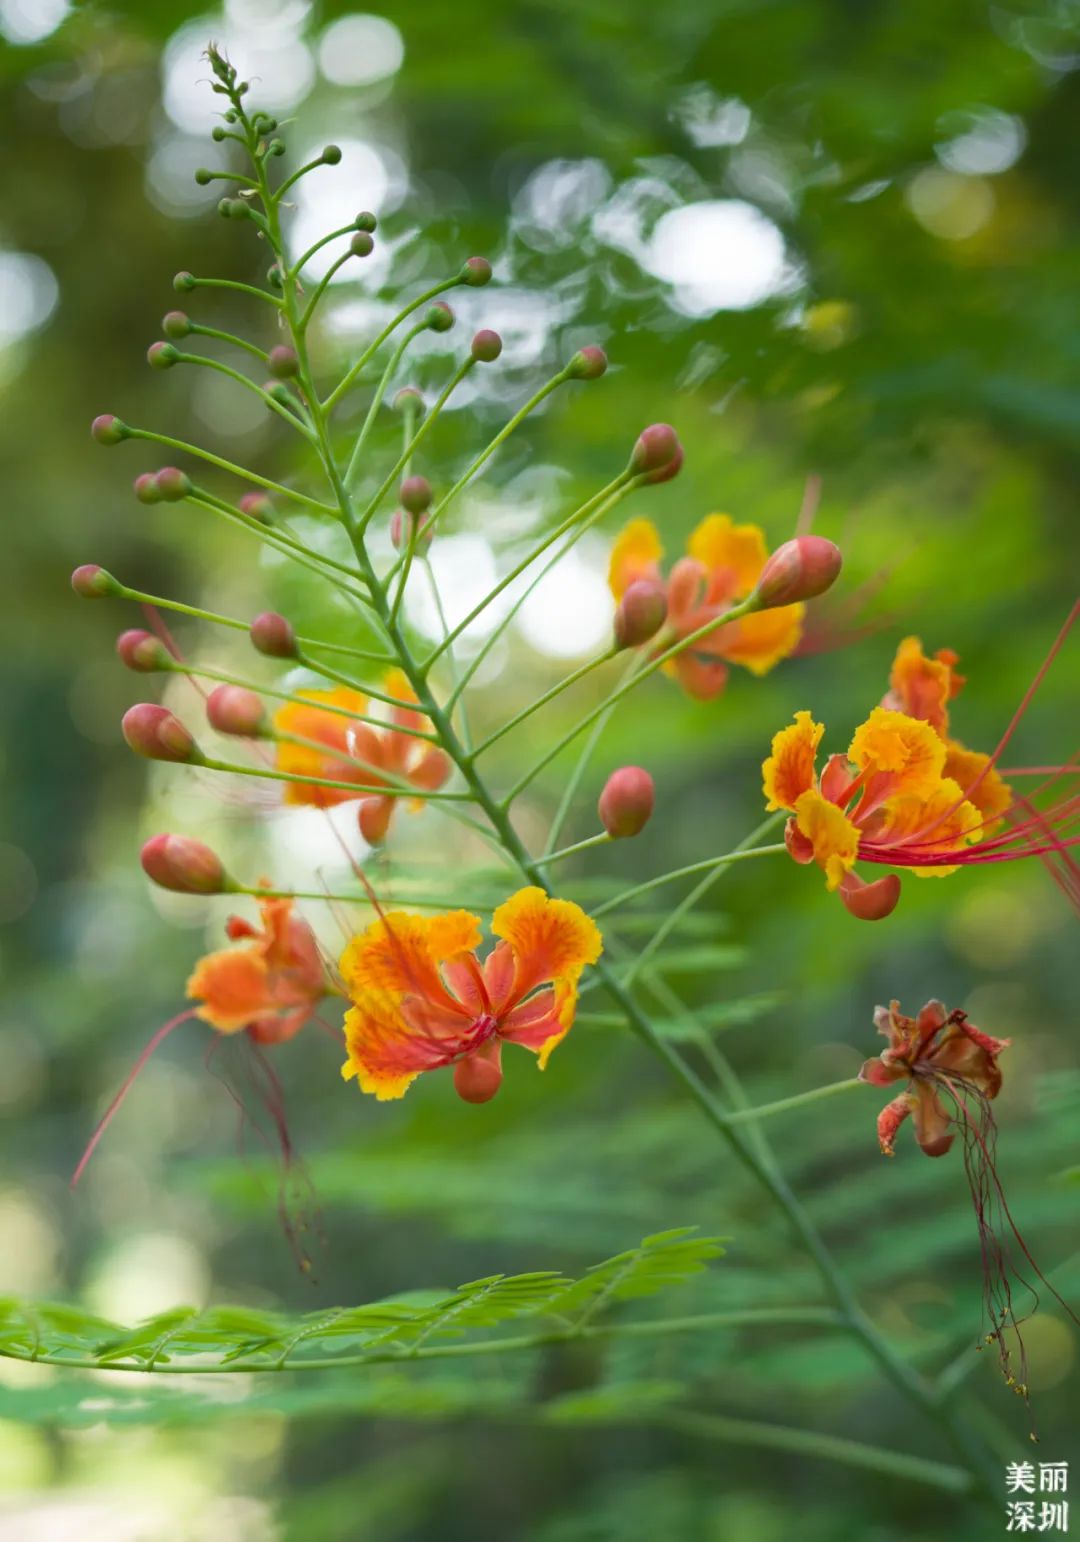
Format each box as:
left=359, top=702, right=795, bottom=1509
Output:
left=1, top=0, right=1079, bottom=1537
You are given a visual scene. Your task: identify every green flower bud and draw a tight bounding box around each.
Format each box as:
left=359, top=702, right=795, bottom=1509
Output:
left=91, top=414, right=128, bottom=445
left=173, top=271, right=197, bottom=292
left=147, top=341, right=179, bottom=370
left=322, top=144, right=342, bottom=165
left=350, top=230, right=374, bottom=258
left=162, top=310, right=191, bottom=340
left=461, top=256, right=492, bottom=287
left=354, top=211, right=377, bottom=233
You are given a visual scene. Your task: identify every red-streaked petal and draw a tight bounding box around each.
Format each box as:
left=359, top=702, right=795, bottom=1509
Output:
left=859, top=1056, right=906, bottom=1087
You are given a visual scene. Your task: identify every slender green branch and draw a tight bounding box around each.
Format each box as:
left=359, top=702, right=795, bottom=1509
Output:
left=724, top=1079, right=864, bottom=1126
left=199, top=756, right=473, bottom=801
left=290, top=223, right=364, bottom=279
left=323, top=277, right=462, bottom=413
left=354, top=358, right=476, bottom=534
left=188, top=321, right=268, bottom=362
left=182, top=275, right=283, bottom=308
left=126, top=427, right=337, bottom=514
left=534, top=832, right=611, bottom=867
left=590, top=846, right=788, bottom=920
left=542, top=655, right=643, bottom=855
left=473, top=646, right=620, bottom=757
left=421, top=554, right=472, bottom=752
left=170, top=351, right=316, bottom=439
left=343, top=320, right=428, bottom=487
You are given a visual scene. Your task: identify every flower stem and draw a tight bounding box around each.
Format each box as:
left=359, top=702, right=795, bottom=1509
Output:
left=533, top=832, right=612, bottom=867
left=723, top=1078, right=865, bottom=1126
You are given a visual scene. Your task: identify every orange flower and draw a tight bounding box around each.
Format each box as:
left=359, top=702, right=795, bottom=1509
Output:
left=859, top=998, right=1008, bottom=1158
left=187, top=895, right=326, bottom=1044
left=339, top=887, right=603, bottom=1101
left=608, top=514, right=804, bottom=700
left=763, top=707, right=981, bottom=916
left=883, top=637, right=1012, bottom=837
left=273, top=669, right=451, bottom=842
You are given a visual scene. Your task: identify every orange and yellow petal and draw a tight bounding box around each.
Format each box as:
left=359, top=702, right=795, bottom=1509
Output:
left=608, top=518, right=663, bottom=601
left=711, top=601, right=804, bottom=676
left=341, top=993, right=450, bottom=1100
left=274, top=687, right=369, bottom=807
left=793, top=787, right=860, bottom=890
left=887, top=637, right=954, bottom=737
left=943, top=741, right=1012, bottom=839
left=687, top=514, right=768, bottom=599
left=848, top=708, right=945, bottom=798
left=763, top=711, right=824, bottom=812
left=187, top=946, right=270, bottom=1033
left=339, top=910, right=482, bottom=1006
left=490, top=887, right=602, bottom=1009
left=873, top=777, right=980, bottom=878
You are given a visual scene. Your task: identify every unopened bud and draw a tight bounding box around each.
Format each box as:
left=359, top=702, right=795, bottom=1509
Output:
left=194, top=167, right=214, bottom=185
left=238, top=490, right=273, bottom=522
left=754, top=536, right=843, bottom=609
left=354, top=211, right=377, bottom=233
left=211, top=125, right=228, bottom=142
left=614, top=579, right=668, bottom=649
left=400, top=475, right=432, bottom=514
left=630, top=424, right=683, bottom=484
left=322, top=144, right=342, bottom=165
left=392, top=386, right=424, bottom=416
left=173, top=271, right=197, bottom=292
left=267, top=345, right=299, bottom=379
left=453, top=1048, right=503, bottom=1104
left=425, top=301, right=454, bottom=333
left=91, top=413, right=128, bottom=445
left=162, top=310, right=191, bottom=340
left=218, top=197, right=248, bottom=220
left=350, top=230, right=374, bottom=258
left=267, top=263, right=284, bottom=289
left=207, top=684, right=268, bottom=737
left=71, top=564, right=121, bottom=599
left=460, top=256, right=492, bottom=287
left=155, top=467, right=192, bottom=502
left=390, top=509, right=433, bottom=552
left=566, top=346, right=607, bottom=381
left=471, top=328, right=502, bottom=363
left=598, top=765, right=655, bottom=838
left=263, top=380, right=293, bottom=406
left=250, top=610, right=297, bottom=658
left=117, top=630, right=171, bottom=672
left=146, top=340, right=179, bottom=369
left=141, top=833, right=230, bottom=895
left=134, top=472, right=162, bottom=504
left=122, top=703, right=201, bottom=763
left=266, top=138, right=286, bottom=158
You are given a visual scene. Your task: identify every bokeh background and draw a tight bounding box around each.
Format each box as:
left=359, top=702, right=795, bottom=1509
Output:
left=2, top=0, right=1079, bottom=1537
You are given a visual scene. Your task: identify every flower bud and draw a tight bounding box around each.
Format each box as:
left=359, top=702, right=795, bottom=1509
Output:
left=173, top=271, right=197, bottom=292
left=155, top=467, right=192, bottom=502
left=390, top=509, right=433, bottom=551
left=162, top=310, right=191, bottom=340
left=614, top=579, right=668, bottom=649
left=453, top=1047, right=503, bottom=1104
left=266, top=138, right=286, bottom=158
left=122, top=704, right=201, bottom=763
left=117, top=629, right=171, bottom=672
left=250, top=611, right=297, bottom=658
left=267, top=263, right=285, bottom=289
left=238, top=490, right=273, bottom=522
left=754, top=536, right=843, bottom=609
left=267, top=345, right=299, bottom=379
left=400, top=475, right=432, bottom=514
left=392, top=386, right=424, bottom=416
left=354, top=211, right=377, bottom=233
left=141, top=833, right=230, bottom=895
left=322, top=144, right=342, bottom=165
left=425, top=301, right=454, bottom=333
left=71, top=564, right=121, bottom=599
left=207, top=684, right=268, bottom=737
left=630, top=424, right=683, bottom=484
left=460, top=256, right=492, bottom=287
left=134, top=472, right=162, bottom=504
left=194, top=167, right=214, bottom=185
left=598, top=766, right=655, bottom=838
left=350, top=230, right=374, bottom=258
left=211, top=125, right=228, bottom=142
left=838, top=871, right=901, bottom=922
left=146, top=342, right=178, bottom=370
left=91, top=413, right=129, bottom=445
left=471, top=328, right=502, bottom=363
left=566, top=346, right=607, bottom=381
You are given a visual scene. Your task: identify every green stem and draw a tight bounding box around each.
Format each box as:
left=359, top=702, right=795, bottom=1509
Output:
left=183, top=275, right=283, bottom=308
left=542, top=654, right=642, bottom=856
left=126, top=428, right=337, bottom=514
left=473, top=647, right=620, bottom=758
left=343, top=320, right=428, bottom=487
left=323, top=277, right=462, bottom=413
left=534, top=832, right=612, bottom=867
left=590, top=846, right=788, bottom=920
left=171, top=351, right=315, bottom=440
left=724, top=1078, right=864, bottom=1126
left=355, top=358, right=475, bottom=534
left=199, top=756, right=473, bottom=801
left=188, top=322, right=268, bottom=362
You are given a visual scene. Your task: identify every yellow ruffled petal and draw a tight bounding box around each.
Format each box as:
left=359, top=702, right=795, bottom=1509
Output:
left=875, top=777, right=981, bottom=878
left=491, top=887, right=602, bottom=1006
left=340, top=910, right=482, bottom=1002
left=943, top=741, right=1012, bottom=839
left=687, top=514, right=768, bottom=598
left=340, top=998, right=427, bottom=1100
left=608, top=519, right=663, bottom=601
left=793, top=788, right=860, bottom=890
left=763, top=711, right=824, bottom=811
left=536, top=980, right=579, bottom=1070
left=848, top=708, right=945, bottom=798
left=714, top=601, right=805, bottom=676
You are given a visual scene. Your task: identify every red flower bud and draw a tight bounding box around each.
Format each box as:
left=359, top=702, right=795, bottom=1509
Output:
left=134, top=473, right=162, bottom=505
left=207, top=684, right=267, bottom=737
left=390, top=509, right=433, bottom=551
left=147, top=341, right=179, bottom=370
left=250, top=611, right=297, bottom=658
left=122, top=704, right=201, bottom=763
left=392, top=386, right=425, bottom=415
left=238, top=490, right=273, bottom=522
left=267, top=345, right=299, bottom=379
left=162, top=310, right=191, bottom=340
left=117, top=630, right=171, bottom=672
left=91, top=413, right=129, bottom=445
left=755, top=536, right=843, bottom=609
left=567, top=346, right=607, bottom=381
left=598, top=766, right=655, bottom=838
left=614, top=579, right=668, bottom=649
left=461, top=256, right=492, bottom=287
left=155, top=467, right=192, bottom=502
left=838, top=871, right=902, bottom=922
left=630, top=424, right=683, bottom=484
left=71, top=564, right=120, bottom=599
left=471, top=328, right=502, bottom=363
left=141, top=833, right=230, bottom=894
left=350, top=230, right=375, bottom=258
left=400, top=475, right=432, bottom=514
left=453, top=1046, right=503, bottom=1103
